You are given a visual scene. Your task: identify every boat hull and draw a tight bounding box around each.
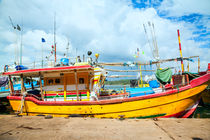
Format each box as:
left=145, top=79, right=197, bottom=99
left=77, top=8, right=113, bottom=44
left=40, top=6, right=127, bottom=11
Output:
left=8, top=84, right=207, bottom=118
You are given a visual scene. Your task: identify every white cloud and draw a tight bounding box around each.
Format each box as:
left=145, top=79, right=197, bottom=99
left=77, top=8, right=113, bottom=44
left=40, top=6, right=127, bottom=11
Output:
left=0, top=0, right=209, bottom=72
left=158, top=0, right=210, bottom=16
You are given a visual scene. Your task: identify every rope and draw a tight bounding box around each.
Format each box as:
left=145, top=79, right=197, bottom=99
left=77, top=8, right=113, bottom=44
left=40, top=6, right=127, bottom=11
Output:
left=16, top=92, right=27, bottom=115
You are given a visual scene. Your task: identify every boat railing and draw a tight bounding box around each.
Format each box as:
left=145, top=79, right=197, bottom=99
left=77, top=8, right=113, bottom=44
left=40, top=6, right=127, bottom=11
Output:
left=3, top=57, right=78, bottom=72
left=12, top=93, right=42, bottom=101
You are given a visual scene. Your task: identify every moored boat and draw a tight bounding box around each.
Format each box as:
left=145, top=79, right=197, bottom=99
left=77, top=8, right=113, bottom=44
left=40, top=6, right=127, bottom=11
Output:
left=2, top=62, right=210, bottom=118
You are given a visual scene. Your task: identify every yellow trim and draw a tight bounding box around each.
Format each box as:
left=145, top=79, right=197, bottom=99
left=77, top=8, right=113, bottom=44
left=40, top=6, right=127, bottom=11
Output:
left=87, top=91, right=90, bottom=100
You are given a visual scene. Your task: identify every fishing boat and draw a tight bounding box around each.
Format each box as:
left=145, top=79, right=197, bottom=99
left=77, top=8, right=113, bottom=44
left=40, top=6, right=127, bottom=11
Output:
left=2, top=60, right=210, bottom=118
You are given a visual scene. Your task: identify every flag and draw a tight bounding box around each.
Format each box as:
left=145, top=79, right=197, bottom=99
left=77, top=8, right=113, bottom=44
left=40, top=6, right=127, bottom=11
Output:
left=41, top=38, right=46, bottom=43
left=17, top=24, right=21, bottom=31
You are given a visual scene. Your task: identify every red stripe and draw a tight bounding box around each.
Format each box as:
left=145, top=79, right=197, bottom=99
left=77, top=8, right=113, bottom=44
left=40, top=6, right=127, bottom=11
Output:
left=177, top=29, right=180, bottom=37
left=182, top=101, right=199, bottom=118
left=2, top=65, right=93, bottom=75
left=46, top=92, right=87, bottom=96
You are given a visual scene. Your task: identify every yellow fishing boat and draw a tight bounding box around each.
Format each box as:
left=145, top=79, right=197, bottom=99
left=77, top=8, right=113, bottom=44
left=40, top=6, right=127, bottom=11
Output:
left=3, top=62, right=210, bottom=119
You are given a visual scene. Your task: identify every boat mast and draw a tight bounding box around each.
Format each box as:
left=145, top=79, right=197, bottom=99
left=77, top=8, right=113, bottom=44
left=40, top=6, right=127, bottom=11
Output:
left=54, top=13, right=57, bottom=64
left=9, top=16, right=19, bottom=65
left=20, top=19, right=23, bottom=65
left=148, top=22, right=160, bottom=68
left=177, top=29, right=184, bottom=73
left=66, top=41, right=69, bottom=57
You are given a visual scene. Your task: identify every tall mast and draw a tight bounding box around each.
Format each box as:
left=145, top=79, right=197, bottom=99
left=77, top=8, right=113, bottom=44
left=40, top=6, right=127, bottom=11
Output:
left=177, top=29, right=184, bottom=73
left=54, top=12, right=56, bottom=63
left=66, top=41, right=69, bottom=57
left=20, top=19, right=23, bottom=65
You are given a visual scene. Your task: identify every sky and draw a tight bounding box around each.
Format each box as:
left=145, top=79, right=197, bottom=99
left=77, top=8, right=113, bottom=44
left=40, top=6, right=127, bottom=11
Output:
left=0, top=0, right=209, bottom=73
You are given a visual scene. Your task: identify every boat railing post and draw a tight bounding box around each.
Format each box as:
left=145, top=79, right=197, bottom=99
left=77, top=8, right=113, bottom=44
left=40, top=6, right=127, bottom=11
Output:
left=182, top=74, right=185, bottom=86
left=186, top=74, right=189, bottom=85
left=198, top=57, right=200, bottom=73
left=139, top=65, right=143, bottom=88
left=74, top=70, right=79, bottom=101
left=87, top=90, right=90, bottom=100
left=64, top=75, right=67, bottom=101
left=30, top=77, right=34, bottom=90
left=21, top=74, right=26, bottom=95
left=39, top=72, right=44, bottom=100
left=9, top=75, right=14, bottom=95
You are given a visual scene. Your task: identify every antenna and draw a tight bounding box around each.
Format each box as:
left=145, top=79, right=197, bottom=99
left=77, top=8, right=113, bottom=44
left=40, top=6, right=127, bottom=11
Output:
left=20, top=19, right=23, bottom=65
left=8, top=16, right=20, bottom=65
left=148, top=21, right=157, bottom=58
left=143, top=24, right=153, bottom=58
left=54, top=12, right=56, bottom=63
left=66, top=41, right=69, bottom=57
left=8, top=16, right=16, bottom=29
left=143, top=22, right=160, bottom=68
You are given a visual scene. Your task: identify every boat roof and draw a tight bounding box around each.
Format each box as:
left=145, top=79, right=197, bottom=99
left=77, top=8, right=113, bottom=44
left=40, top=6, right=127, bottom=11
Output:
left=2, top=65, right=93, bottom=77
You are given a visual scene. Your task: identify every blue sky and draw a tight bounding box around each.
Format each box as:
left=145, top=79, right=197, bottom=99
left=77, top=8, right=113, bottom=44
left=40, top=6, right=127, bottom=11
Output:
left=0, top=0, right=209, bottom=72
left=131, top=0, right=210, bottom=48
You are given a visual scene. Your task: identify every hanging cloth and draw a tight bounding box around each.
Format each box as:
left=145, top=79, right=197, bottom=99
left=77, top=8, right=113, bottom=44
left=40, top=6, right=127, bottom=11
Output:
left=155, top=68, right=172, bottom=85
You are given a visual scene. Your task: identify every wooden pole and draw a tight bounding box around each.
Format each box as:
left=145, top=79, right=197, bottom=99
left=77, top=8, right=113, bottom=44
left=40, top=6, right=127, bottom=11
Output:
left=8, top=75, right=14, bottom=95
left=64, top=76, right=67, bottom=101
left=21, top=74, right=25, bottom=94
left=124, top=85, right=126, bottom=93
left=83, top=54, right=85, bottom=62
left=54, top=13, right=57, bottom=64
left=140, top=65, right=143, bottom=88
left=187, top=61, right=189, bottom=72
left=74, top=70, right=79, bottom=101
left=39, top=73, right=44, bottom=100
left=30, top=77, right=34, bottom=90
left=198, top=57, right=200, bottom=73
left=177, top=29, right=184, bottom=73
left=186, top=74, right=189, bottom=85
left=87, top=73, right=90, bottom=100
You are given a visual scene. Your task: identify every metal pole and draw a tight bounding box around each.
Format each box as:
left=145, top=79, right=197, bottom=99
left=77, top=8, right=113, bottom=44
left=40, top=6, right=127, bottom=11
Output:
left=41, top=42, right=43, bottom=68
left=20, top=20, right=23, bottom=65
left=54, top=13, right=57, bottom=64
left=177, top=29, right=184, bottom=73
left=74, top=70, right=79, bottom=101
left=198, top=57, right=200, bottom=73
left=140, top=65, right=143, bottom=88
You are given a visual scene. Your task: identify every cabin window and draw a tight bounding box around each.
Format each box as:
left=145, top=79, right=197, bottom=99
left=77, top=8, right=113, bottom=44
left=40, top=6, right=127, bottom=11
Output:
left=48, top=79, right=54, bottom=85
left=79, top=78, right=84, bottom=84
left=55, top=78, right=60, bottom=84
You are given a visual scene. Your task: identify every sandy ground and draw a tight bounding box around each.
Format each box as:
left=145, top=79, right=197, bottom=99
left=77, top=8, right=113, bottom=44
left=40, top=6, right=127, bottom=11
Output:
left=0, top=115, right=209, bottom=140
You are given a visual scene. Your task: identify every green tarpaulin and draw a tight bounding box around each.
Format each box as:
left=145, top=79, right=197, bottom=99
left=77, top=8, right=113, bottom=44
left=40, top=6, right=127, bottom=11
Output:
left=155, top=68, right=172, bottom=85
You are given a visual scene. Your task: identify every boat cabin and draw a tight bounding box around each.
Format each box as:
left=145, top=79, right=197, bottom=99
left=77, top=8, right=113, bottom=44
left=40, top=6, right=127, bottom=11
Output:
left=3, top=65, right=96, bottom=101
